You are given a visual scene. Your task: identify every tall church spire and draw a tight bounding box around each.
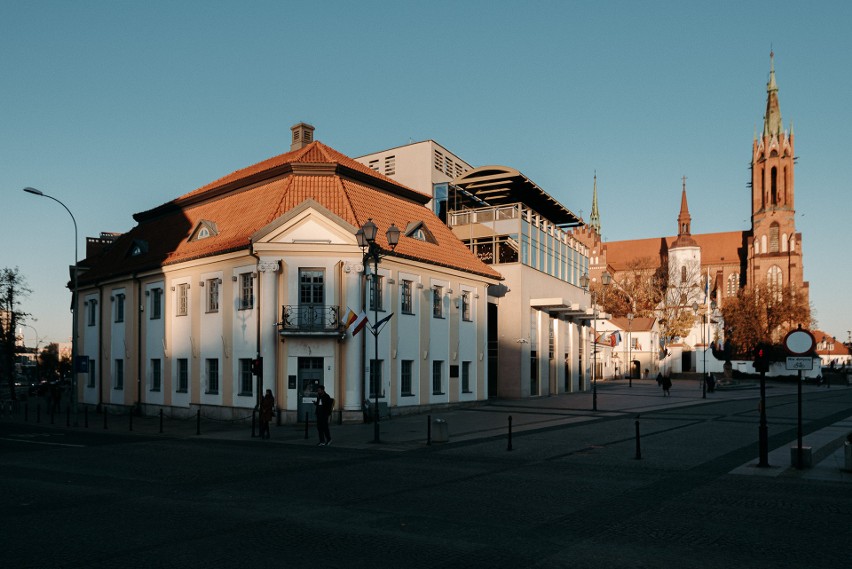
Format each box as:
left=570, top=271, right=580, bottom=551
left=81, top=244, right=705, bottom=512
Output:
left=671, top=176, right=697, bottom=248
left=763, top=51, right=784, bottom=137
left=589, top=171, right=601, bottom=234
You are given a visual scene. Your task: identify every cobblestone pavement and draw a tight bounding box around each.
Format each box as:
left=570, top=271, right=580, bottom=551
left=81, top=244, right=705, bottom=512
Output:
left=2, top=379, right=850, bottom=569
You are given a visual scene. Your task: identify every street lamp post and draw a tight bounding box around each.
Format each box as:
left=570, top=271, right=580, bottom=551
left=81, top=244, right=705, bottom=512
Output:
left=23, top=187, right=79, bottom=421
left=580, top=271, right=610, bottom=411
left=356, top=218, right=400, bottom=443
left=627, top=312, right=634, bottom=387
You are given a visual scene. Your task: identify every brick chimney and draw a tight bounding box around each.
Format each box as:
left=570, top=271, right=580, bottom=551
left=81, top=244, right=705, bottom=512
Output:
left=290, top=122, right=315, bottom=151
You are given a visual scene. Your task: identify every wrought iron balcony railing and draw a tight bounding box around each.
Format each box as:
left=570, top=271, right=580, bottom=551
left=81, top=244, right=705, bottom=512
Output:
left=278, top=305, right=342, bottom=334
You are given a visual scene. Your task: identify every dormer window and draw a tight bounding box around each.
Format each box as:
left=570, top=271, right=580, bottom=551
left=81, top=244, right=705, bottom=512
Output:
left=128, top=239, right=148, bottom=257
left=404, top=221, right=436, bottom=244
left=190, top=220, right=218, bottom=242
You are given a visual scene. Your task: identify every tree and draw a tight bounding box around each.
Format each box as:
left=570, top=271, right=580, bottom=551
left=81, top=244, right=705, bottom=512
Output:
left=721, top=283, right=813, bottom=357
left=38, top=343, right=63, bottom=382
left=603, top=257, right=665, bottom=318
left=0, top=267, right=32, bottom=399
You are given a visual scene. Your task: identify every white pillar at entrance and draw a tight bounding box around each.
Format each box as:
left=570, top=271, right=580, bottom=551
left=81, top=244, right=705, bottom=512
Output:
left=257, top=260, right=280, bottom=393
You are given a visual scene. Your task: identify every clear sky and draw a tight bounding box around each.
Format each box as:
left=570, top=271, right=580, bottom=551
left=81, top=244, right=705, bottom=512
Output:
left=3, top=0, right=850, bottom=347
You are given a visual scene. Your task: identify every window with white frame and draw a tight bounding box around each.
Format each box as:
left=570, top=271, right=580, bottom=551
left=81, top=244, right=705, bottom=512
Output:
left=432, top=360, right=444, bottom=395
left=88, top=358, right=96, bottom=388
left=239, top=273, right=254, bottom=310
left=176, top=283, right=189, bottom=316
left=114, top=359, right=124, bottom=390
left=461, top=291, right=472, bottom=321
left=114, top=293, right=125, bottom=323
left=401, top=360, right=413, bottom=396
left=150, top=358, right=161, bottom=391
left=206, top=358, right=219, bottom=394
left=87, top=299, right=97, bottom=326
left=401, top=280, right=413, bottom=314
left=177, top=358, right=188, bottom=393
left=432, top=286, right=443, bottom=318
left=206, top=279, right=219, bottom=312
left=239, top=358, right=253, bottom=396
left=150, top=288, right=163, bottom=319
left=462, top=361, right=471, bottom=393
left=369, top=359, right=383, bottom=399
left=369, top=274, right=384, bottom=312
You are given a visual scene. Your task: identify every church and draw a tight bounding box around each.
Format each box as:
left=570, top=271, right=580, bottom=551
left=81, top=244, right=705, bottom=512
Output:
left=573, top=53, right=807, bottom=329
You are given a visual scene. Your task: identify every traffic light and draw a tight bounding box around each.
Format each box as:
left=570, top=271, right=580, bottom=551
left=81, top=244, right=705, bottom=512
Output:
left=753, top=343, right=770, bottom=373
left=251, top=357, right=263, bottom=376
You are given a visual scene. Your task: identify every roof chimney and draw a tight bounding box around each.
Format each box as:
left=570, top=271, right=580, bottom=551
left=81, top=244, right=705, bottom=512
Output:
left=290, top=122, right=315, bottom=151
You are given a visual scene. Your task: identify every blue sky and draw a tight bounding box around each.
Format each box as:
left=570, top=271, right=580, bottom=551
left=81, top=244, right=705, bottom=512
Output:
left=3, top=0, right=850, bottom=346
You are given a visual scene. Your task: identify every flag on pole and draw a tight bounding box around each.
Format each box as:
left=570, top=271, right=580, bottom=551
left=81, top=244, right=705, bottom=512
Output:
left=373, top=312, right=394, bottom=334
left=704, top=268, right=710, bottom=303
left=349, top=310, right=369, bottom=336
left=343, top=308, right=358, bottom=328
left=610, top=331, right=621, bottom=347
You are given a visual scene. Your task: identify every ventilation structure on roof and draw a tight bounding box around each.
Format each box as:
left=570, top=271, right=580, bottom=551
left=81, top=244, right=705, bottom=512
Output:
left=290, top=122, right=315, bottom=151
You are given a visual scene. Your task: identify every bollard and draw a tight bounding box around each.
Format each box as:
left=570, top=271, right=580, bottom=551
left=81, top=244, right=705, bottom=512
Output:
left=507, top=415, right=513, bottom=451
left=304, top=412, right=309, bottom=440
left=427, top=414, right=432, bottom=446
left=196, top=409, right=201, bottom=436
left=634, top=416, right=642, bottom=460
left=159, top=409, right=164, bottom=434
left=129, top=409, right=133, bottom=432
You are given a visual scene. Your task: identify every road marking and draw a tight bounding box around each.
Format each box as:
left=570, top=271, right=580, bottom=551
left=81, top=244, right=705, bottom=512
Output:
left=0, top=437, right=85, bottom=448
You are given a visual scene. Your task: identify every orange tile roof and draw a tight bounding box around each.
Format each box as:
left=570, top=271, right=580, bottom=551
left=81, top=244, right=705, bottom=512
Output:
left=604, top=231, right=747, bottom=271
left=81, top=141, right=502, bottom=283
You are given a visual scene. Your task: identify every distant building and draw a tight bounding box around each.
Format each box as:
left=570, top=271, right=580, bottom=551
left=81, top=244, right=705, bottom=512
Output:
left=76, top=124, right=500, bottom=421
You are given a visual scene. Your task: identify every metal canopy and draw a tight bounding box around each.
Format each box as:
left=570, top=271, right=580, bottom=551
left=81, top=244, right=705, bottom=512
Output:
left=453, top=166, right=583, bottom=227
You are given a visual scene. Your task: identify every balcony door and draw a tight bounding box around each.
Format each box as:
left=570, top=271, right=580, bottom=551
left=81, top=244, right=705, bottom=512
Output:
left=299, top=269, right=325, bottom=330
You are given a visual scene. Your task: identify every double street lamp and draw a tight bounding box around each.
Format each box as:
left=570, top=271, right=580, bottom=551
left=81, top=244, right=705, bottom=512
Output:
left=692, top=300, right=717, bottom=399
left=580, top=271, right=610, bottom=411
left=626, top=312, right=634, bottom=387
left=356, top=218, right=400, bottom=443
left=23, top=187, right=79, bottom=420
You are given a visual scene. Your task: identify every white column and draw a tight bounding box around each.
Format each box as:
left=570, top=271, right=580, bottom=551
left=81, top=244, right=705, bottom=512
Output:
left=257, top=260, right=279, bottom=393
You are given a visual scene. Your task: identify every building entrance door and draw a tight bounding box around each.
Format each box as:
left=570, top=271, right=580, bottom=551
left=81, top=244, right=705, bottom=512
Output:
left=297, top=357, right=324, bottom=421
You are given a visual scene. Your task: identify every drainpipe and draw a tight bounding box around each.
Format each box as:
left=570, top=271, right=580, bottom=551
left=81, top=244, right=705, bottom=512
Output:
left=135, top=274, right=143, bottom=415
left=250, top=243, right=262, bottom=408
left=98, top=284, right=104, bottom=411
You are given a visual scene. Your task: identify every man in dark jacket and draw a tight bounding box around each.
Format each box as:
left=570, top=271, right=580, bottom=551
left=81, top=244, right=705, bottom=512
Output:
left=314, top=385, right=333, bottom=446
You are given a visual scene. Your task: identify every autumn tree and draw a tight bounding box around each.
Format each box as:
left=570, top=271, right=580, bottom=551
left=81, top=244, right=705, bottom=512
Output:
left=721, top=283, right=812, bottom=357
left=603, top=257, right=665, bottom=318
left=0, top=267, right=32, bottom=399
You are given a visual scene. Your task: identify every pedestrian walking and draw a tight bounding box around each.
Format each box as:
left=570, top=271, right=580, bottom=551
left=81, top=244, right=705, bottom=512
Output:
left=314, top=384, right=333, bottom=446
left=259, top=389, right=275, bottom=439
left=661, top=375, right=672, bottom=397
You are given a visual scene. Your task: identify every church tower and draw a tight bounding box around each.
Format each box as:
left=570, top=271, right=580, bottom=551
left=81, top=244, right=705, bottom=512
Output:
left=668, top=178, right=701, bottom=305
left=748, top=52, right=806, bottom=298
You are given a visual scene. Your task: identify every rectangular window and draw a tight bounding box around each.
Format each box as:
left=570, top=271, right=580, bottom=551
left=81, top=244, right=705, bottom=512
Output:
left=151, top=288, right=162, bottom=319
left=369, top=359, right=383, bottom=399
left=239, top=358, right=253, bottom=396
left=401, top=280, right=413, bottom=314
left=401, top=360, right=413, bottom=396
left=432, top=286, right=443, bottom=318
left=87, top=300, right=97, bottom=326
left=432, top=360, right=443, bottom=395
left=206, top=358, right=219, bottom=394
left=176, top=283, right=189, bottom=316
left=177, top=358, right=188, bottom=393
left=88, top=358, right=96, bottom=388
left=206, top=279, right=219, bottom=312
left=115, top=294, right=125, bottom=323
left=369, top=275, right=384, bottom=311
left=462, top=361, right=471, bottom=393
left=461, top=291, right=472, bottom=321
left=151, top=358, right=161, bottom=391
left=240, top=273, right=254, bottom=310
left=114, top=359, right=124, bottom=390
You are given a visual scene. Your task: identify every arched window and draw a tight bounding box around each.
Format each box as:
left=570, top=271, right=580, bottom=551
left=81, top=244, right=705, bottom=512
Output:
left=754, top=240, right=760, bottom=255
left=767, top=265, right=782, bottom=302
left=761, top=234, right=767, bottom=254
left=727, top=273, right=739, bottom=296
left=781, top=233, right=788, bottom=252
left=681, top=265, right=687, bottom=283
left=770, top=167, right=778, bottom=205
left=769, top=222, right=779, bottom=253
left=789, top=237, right=795, bottom=252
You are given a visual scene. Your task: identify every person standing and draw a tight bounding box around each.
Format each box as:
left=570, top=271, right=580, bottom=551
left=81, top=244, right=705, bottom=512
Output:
left=661, top=375, right=672, bottom=397
left=259, top=389, right=275, bottom=439
left=314, top=384, right=333, bottom=446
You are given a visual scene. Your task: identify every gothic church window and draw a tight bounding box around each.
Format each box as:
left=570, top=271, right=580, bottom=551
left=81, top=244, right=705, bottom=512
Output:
left=770, top=223, right=780, bottom=253
left=767, top=266, right=782, bottom=302
left=726, top=273, right=739, bottom=296
left=771, top=167, right=778, bottom=205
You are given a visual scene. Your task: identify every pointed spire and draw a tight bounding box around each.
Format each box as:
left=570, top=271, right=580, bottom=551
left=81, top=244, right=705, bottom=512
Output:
left=589, top=171, right=601, bottom=234
left=678, top=175, right=691, bottom=236
left=763, top=51, right=783, bottom=137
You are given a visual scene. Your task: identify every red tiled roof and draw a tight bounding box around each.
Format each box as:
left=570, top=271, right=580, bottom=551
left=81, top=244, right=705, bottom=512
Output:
left=80, top=141, right=501, bottom=283
left=604, top=231, right=747, bottom=271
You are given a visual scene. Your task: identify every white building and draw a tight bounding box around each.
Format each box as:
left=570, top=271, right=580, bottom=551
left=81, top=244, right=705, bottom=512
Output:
left=75, top=124, right=500, bottom=422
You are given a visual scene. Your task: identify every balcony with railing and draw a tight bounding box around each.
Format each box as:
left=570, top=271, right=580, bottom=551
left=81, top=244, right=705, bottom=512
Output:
left=278, top=305, right=342, bottom=336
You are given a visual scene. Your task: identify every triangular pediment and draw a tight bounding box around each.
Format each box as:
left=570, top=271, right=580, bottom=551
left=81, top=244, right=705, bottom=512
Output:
left=252, top=199, right=358, bottom=246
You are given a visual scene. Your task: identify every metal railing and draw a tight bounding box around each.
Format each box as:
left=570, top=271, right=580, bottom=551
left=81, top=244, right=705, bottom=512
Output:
left=279, top=305, right=341, bottom=333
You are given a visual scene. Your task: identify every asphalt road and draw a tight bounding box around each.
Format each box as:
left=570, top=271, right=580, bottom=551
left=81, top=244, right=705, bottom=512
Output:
left=2, top=385, right=851, bottom=569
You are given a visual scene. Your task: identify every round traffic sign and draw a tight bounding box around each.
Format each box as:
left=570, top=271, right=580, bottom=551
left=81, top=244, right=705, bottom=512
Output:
left=783, top=328, right=815, bottom=355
